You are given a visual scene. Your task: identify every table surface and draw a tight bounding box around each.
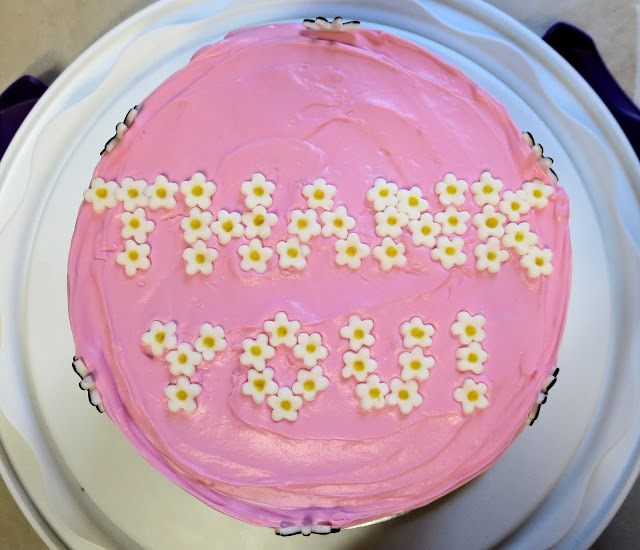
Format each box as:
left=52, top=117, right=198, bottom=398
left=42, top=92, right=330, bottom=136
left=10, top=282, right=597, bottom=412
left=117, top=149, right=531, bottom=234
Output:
left=0, top=1, right=637, bottom=548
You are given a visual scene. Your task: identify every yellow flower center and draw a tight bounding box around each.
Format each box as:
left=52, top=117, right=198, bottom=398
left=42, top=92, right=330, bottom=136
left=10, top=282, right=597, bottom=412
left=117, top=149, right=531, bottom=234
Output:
left=249, top=250, right=260, bottom=262
left=287, top=247, right=298, bottom=258
left=333, top=218, right=344, bottom=228
left=468, top=352, right=478, bottom=363
left=306, top=344, right=316, bottom=353
left=535, top=256, right=544, bottom=267
left=222, top=220, right=234, bottom=232
left=250, top=346, right=262, bottom=356
left=410, top=327, right=425, bottom=338
left=346, top=246, right=357, bottom=257
left=533, top=189, right=543, bottom=198
left=353, top=360, right=365, bottom=371
left=178, top=354, right=188, bottom=364
left=129, top=218, right=140, bottom=229
left=511, top=201, right=520, bottom=211
left=127, top=188, right=138, bottom=198
left=277, top=326, right=287, bottom=337
left=155, top=332, right=165, bottom=344
left=483, top=185, right=493, bottom=194
left=421, top=225, right=431, bottom=236
left=128, top=250, right=139, bottom=262
left=156, top=188, right=167, bottom=199
left=379, top=188, right=389, bottom=198
left=353, top=328, right=365, bottom=340
left=253, top=215, right=265, bottom=227
left=313, top=189, right=325, bottom=200
left=253, top=379, right=265, bottom=391
left=253, top=186, right=264, bottom=196
left=465, top=325, right=477, bottom=337
left=195, top=253, right=206, bottom=264
left=280, top=400, right=292, bottom=411
left=191, top=185, right=203, bottom=197
left=398, top=389, right=410, bottom=400
left=515, top=232, right=524, bottom=242
left=203, top=336, right=214, bottom=348
left=487, top=251, right=497, bottom=261
left=445, top=246, right=455, bottom=256
left=448, top=216, right=458, bottom=226
left=467, top=390, right=479, bottom=402
left=446, top=184, right=457, bottom=195
left=297, top=218, right=308, bottom=229
left=190, top=219, right=201, bottom=230
left=303, top=380, right=316, bottom=391
left=176, top=390, right=188, bottom=401
left=386, top=246, right=398, bottom=258
left=387, top=216, right=397, bottom=226
left=369, top=387, right=381, bottom=399
left=486, top=217, right=498, bottom=228
left=96, top=188, right=108, bottom=199
left=408, top=197, right=419, bottom=207
left=410, top=360, right=422, bottom=370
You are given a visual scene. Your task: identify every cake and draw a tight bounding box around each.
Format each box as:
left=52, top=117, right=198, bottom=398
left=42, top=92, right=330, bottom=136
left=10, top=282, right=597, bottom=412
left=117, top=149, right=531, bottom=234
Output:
left=67, top=18, right=571, bottom=535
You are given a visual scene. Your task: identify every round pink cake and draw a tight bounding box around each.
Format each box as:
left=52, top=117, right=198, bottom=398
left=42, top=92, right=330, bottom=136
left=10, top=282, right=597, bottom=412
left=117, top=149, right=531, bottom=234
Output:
left=68, top=21, right=571, bottom=533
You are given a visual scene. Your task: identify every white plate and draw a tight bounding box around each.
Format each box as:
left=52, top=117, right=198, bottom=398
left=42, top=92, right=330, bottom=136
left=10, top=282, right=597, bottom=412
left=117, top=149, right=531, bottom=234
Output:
left=0, top=0, right=639, bottom=548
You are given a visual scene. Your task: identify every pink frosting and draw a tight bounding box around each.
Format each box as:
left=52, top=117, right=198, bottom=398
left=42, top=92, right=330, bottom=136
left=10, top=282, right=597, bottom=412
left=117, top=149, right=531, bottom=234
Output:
left=67, top=24, right=571, bottom=528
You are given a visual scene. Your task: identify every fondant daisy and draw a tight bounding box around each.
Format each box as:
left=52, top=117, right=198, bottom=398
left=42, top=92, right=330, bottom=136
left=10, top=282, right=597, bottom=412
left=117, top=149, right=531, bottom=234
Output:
left=520, top=246, right=553, bottom=278
left=242, top=206, right=278, bottom=240
left=115, top=177, right=148, bottom=211
left=141, top=320, right=177, bottom=357
left=473, top=237, right=509, bottom=273
left=385, top=378, right=423, bottom=414
left=399, top=316, right=435, bottom=348
left=267, top=387, right=303, bottom=422
left=502, top=222, right=539, bottom=255
left=165, top=342, right=203, bottom=377
left=263, top=311, right=301, bottom=347
left=210, top=210, right=244, bottom=245
left=183, top=239, right=218, bottom=275
left=434, top=173, right=468, bottom=206
left=303, top=16, right=360, bottom=32
left=116, top=240, right=150, bottom=276
left=399, top=347, right=435, bottom=382
left=430, top=236, right=466, bottom=270
left=335, top=233, right=370, bottom=269
left=355, top=374, right=389, bottom=410
left=238, top=239, right=273, bottom=273
left=470, top=172, right=503, bottom=207
left=366, top=177, right=399, bottom=211
left=341, top=347, right=378, bottom=382
left=180, top=207, right=213, bottom=244
left=120, top=208, right=155, bottom=243
left=340, top=314, right=375, bottom=351
left=286, top=209, right=321, bottom=243
left=499, top=190, right=531, bottom=222
left=241, top=367, right=279, bottom=404
left=434, top=206, right=470, bottom=236
left=456, top=342, right=488, bottom=374
left=241, top=172, right=275, bottom=209
left=83, top=178, right=118, bottom=213
left=522, top=179, right=554, bottom=209
left=472, top=205, right=507, bottom=240
left=145, top=175, right=179, bottom=210
left=408, top=213, right=441, bottom=248
left=194, top=323, right=227, bottom=361
left=180, top=172, right=217, bottom=209
left=453, top=378, right=489, bottom=415
left=397, top=187, right=429, bottom=220
left=302, top=178, right=337, bottom=210
left=293, top=332, right=328, bottom=367
left=373, top=237, right=407, bottom=271
left=374, top=206, right=409, bottom=238
left=292, top=365, right=330, bottom=401
left=320, top=205, right=356, bottom=239
left=240, top=333, right=276, bottom=371
left=451, top=311, right=486, bottom=345
left=276, top=237, right=310, bottom=270
left=165, top=376, right=201, bottom=413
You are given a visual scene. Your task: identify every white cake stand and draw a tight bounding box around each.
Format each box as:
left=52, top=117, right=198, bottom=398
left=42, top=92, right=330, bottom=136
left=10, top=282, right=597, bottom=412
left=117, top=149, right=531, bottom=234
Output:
left=0, top=0, right=639, bottom=548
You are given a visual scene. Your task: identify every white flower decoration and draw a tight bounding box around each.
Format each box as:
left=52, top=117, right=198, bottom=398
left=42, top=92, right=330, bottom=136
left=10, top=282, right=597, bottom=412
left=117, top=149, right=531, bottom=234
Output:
left=238, top=238, right=273, bottom=274
left=430, top=236, right=466, bottom=270
left=366, top=177, right=398, bottom=211
left=165, top=342, right=202, bottom=376
left=434, top=206, right=470, bottom=236
left=434, top=173, right=468, bottom=206
left=374, top=206, right=409, bottom=238
left=470, top=172, right=503, bottom=207
left=453, top=378, right=489, bottom=415
left=115, top=177, right=148, bottom=211
left=302, top=16, right=360, bottom=32
left=320, top=206, right=356, bottom=239
left=241, top=367, right=278, bottom=404
left=473, top=237, right=509, bottom=273
left=451, top=311, right=486, bottom=345
left=472, top=205, right=507, bottom=240
left=267, top=387, right=303, bottom=422
left=399, top=316, right=435, bottom=348
left=180, top=207, right=213, bottom=244
left=355, top=374, right=389, bottom=410
left=399, top=347, right=435, bottom=382
left=520, top=246, right=553, bottom=278
left=373, top=237, right=407, bottom=271
left=263, top=311, right=301, bottom=347
left=83, top=178, right=118, bottom=213
left=292, top=365, right=330, bottom=401
left=183, top=239, right=218, bottom=275
left=241, top=173, right=275, bottom=209
left=397, top=187, right=428, bottom=220
left=145, top=175, right=179, bottom=210
left=335, top=233, right=370, bottom=269
left=194, top=323, right=227, bottom=361
left=120, top=208, right=155, bottom=244
left=242, top=206, right=278, bottom=240
left=522, top=179, right=554, bottom=209
left=180, top=172, right=216, bottom=209
left=340, top=315, right=375, bottom=351
left=240, top=333, right=276, bottom=371
left=341, top=348, right=377, bottom=382
left=385, top=378, right=423, bottom=414
left=499, top=190, right=531, bottom=222
left=165, top=376, right=202, bottom=413
left=276, top=237, right=310, bottom=270
left=408, top=213, right=441, bottom=248
left=456, top=342, right=488, bottom=374
left=142, top=320, right=177, bottom=357
left=302, top=178, right=337, bottom=210
left=116, top=240, right=150, bottom=276
left=210, top=210, right=244, bottom=245
left=286, top=209, right=321, bottom=243
left=502, top=222, right=539, bottom=255
left=293, top=332, right=328, bottom=367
